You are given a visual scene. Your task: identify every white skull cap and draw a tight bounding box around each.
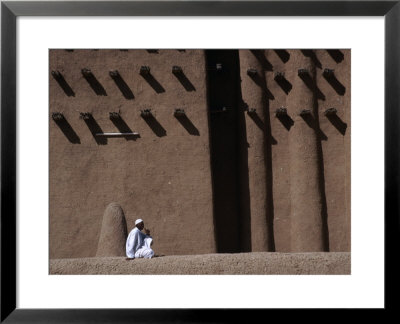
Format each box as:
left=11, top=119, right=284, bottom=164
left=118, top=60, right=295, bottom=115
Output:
left=135, top=219, right=144, bottom=225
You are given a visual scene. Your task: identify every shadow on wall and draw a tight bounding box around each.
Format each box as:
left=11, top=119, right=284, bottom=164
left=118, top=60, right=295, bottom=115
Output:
left=298, top=69, right=326, bottom=100
left=246, top=50, right=276, bottom=251
left=242, top=50, right=276, bottom=251
left=313, top=98, right=330, bottom=252
left=262, top=68, right=277, bottom=252
left=274, top=72, right=292, bottom=94
left=237, top=100, right=252, bottom=252
left=274, top=49, right=290, bottom=63
left=246, top=110, right=278, bottom=145
left=247, top=69, right=275, bottom=100
left=301, top=49, right=323, bottom=69
left=206, top=49, right=275, bottom=253
left=300, top=110, right=328, bottom=141
left=141, top=111, right=167, bottom=137
left=174, top=113, right=200, bottom=136
left=109, top=71, right=135, bottom=99
left=246, top=109, right=265, bottom=131
left=81, top=113, right=107, bottom=145
left=250, top=50, right=273, bottom=71
left=172, top=66, right=196, bottom=91
left=140, top=67, right=166, bottom=93
left=275, top=109, right=295, bottom=131
left=109, top=114, right=139, bottom=141
left=81, top=68, right=107, bottom=96
left=206, top=49, right=242, bottom=253
left=326, top=112, right=347, bottom=135
left=51, top=71, right=75, bottom=97
left=323, top=69, right=346, bottom=96
left=326, top=49, right=344, bottom=63
left=52, top=113, right=80, bottom=144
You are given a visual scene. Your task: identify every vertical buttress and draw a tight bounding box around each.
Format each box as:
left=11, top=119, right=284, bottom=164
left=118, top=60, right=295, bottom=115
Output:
left=286, top=50, right=328, bottom=251
left=238, top=50, right=274, bottom=251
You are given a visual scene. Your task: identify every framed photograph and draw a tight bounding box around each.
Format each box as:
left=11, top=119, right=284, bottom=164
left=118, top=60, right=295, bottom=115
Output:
left=1, top=0, right=397, bottom=321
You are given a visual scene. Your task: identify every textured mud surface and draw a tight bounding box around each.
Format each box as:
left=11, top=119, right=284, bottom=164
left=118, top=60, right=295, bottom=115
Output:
left=50, top=252, right=350, bottom=275
left=50, top=49, right=350, bottom=258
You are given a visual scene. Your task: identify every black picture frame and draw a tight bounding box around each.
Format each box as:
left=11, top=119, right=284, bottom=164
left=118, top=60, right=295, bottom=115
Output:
left=1, top=0, right=398, bottom=322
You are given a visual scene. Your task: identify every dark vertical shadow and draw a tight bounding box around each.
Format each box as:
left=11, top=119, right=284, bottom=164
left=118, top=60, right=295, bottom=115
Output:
left=301, top=49, right=322, bottom=69
left=237, top=101, right=252, bottom=252
left=298, top=70, right=326, bottom=100
left=263, top=78, right=277, bottom=252
left=174, top=113, right=200, bottom=136
left=109, top=114, right=138, bottom=141
left=206, top=50, right=276, bottom=252
left=205, top=50, right=242, bottom=253
left=250, top=65, right=277, bottom=252
left=51, top=113, right=80, bottom=144
left=51, top=71, right=75, bottom=97
left=327, top=49, right=344, bottom=63
left=146, top=49, right=159, bottom=53
left=81, top=69, right=107, bottom=96
left=81, top=114, right=107, bottom=145
left=325, top=112, right=347, bottom=135
left=317, top=148, right=330, bottom=252
left=172, top=66, right=196, bottom=91
left=247, top=70, right=275, bottom=100
left=141, top=112, right=167, bottom=137
left=274, top=49, right=290, bottom=63
left=323, top=70, right=346, bottom=95
left=109, top=71, right=134, bottom=99
left=274, top=72, right=292, bottom=94
left=250, top=50, right=273, bottom=71
left=312, top=84, right=330, bottom=252
left=140, top=67, right=165, bottom=93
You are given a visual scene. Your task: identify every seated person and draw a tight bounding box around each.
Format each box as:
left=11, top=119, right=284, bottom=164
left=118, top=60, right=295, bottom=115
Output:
left=126, top=218, right=154, bottom=259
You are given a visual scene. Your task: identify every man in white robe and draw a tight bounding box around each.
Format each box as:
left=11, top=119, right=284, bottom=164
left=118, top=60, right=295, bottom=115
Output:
left=126, top=219, right=154, bottom=259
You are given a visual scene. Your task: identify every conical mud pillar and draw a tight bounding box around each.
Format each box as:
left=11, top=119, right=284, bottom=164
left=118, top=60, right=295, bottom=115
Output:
left=286, top=50, right=327, bottom=251
left=96, top=202, right=128, bottom=256
left=238, top=50, right=274, bottom=251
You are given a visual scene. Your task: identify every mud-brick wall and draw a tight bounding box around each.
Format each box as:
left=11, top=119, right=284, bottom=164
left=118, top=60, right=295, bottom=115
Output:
left=50, top=49, right=351, bottom=258
left=264, top=49, right=350, bottom=252
left=49, top=49, right=216, bottom=258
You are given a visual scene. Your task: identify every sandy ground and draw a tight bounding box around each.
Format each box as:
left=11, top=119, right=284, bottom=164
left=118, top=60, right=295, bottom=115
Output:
left=50, top=252, right=350, bottom=275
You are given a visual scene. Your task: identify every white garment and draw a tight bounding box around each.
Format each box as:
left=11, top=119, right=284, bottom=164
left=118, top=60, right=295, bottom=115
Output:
left=135, top=237, right=154, bottom=259
left=126, top=227, right=154, bottom=259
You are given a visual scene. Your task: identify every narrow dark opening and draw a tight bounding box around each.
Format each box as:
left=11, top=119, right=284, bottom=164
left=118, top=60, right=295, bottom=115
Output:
left=205, top=50, right=242, bottom=253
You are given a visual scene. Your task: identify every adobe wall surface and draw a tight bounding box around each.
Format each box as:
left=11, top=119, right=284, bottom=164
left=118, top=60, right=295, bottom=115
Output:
left=264, top=49, right=350, bottom=252
left=49, top=49, right=216, bottom=258
left=50, top=49, right=350, bottom=258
